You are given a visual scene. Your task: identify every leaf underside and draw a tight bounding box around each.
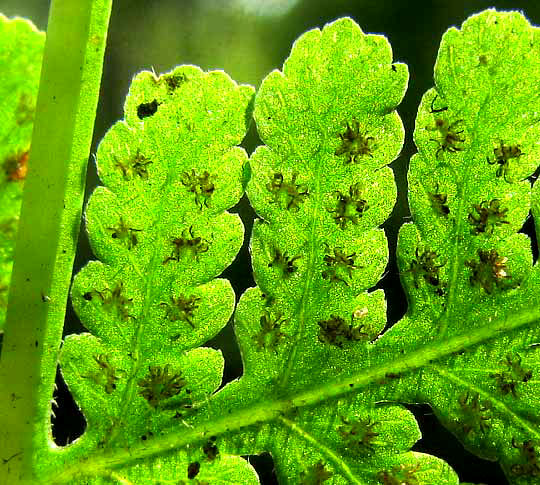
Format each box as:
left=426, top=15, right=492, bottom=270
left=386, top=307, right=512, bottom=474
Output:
left=1, top=8, right=539, bottom=485
left=220, top=17, right=458, bottom=485
left=216, top=12, right=540, bottom=485
left=57, top=66, right=256, bottom=483
left=385, top=9, right=540, bottom=484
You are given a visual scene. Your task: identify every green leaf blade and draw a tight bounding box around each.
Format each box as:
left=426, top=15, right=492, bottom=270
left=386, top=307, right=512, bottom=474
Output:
left=57, top=65, right=254, bottom=482
left=401, top=10, right=540, bottom=328
left=244, top=16, right=407, bottom=382
left=0, top=15, right=44, bottom=331
left=393, top=9, right=540, bottom=483
left=218, top=16, right=470, bottom=485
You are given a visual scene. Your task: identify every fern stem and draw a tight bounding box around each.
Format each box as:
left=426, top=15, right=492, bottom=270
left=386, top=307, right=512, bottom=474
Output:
left=48, top=306, right=540, bottom=483
left=0, top=1, right=112, bottom=483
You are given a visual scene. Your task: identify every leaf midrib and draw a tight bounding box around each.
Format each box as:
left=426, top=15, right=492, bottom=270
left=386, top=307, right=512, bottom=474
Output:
left=48, top=306, right=540, bottom=483
left=277, top=72, right=326, bottom=389
left=104, top=135, right=201, bottom=445
left=439, top=84, right=493, bottom=337
left=431, top=364, right=540, bottom=440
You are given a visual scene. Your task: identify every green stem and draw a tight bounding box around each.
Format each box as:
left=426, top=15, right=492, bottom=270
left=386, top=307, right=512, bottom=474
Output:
left=49, top=307, right=540, bottom=483
left=0, top=1, right=112, bottom=483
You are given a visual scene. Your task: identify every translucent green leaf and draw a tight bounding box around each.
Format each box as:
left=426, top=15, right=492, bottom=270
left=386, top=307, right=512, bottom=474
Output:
left=58, top=65, right=255, bottom=481
left=244, top=15, right=406, bottom=388
left=14, top=9, right=540, bottom=485
left=213, top=17, right=460, bottom=484
left=0, top=15, right=44, bottom=331
left=70, top=453, right=259, bottom=485
left=383, top=9, right=540, bottom=483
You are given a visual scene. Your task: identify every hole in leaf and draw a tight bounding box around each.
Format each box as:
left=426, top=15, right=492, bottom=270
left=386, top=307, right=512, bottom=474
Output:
left=205, top=320, right=243, bottom=387
left=519, top=210, right=538, bottom=265
left=206, top=194, right=256, bottom=387
left=243, top=453, right=278, bottom=485
left=137, top=99, right=159, bottom=119
left=51, top=366, right=86, bottom=446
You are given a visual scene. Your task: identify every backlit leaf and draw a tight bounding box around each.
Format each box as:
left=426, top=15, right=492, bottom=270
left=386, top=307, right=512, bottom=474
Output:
left=59, top=65, right=255, bottom=481
left=0, top=15, right=43, bottom=331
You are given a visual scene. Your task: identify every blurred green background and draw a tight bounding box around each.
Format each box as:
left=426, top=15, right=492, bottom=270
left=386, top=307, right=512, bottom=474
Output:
left=3, top=1, right=540, bottom=483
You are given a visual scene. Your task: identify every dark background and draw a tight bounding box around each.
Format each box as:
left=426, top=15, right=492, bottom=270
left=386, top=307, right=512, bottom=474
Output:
left=3, top=1, right=540, bottom=483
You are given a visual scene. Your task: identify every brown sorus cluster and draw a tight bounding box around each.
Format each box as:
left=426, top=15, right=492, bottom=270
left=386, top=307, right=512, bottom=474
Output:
left=337, top=416, right=379, bottom=454
left=180, top=169, right=216, bottom=209
left=203, top=436, right=219, bottom=461
left=468, top=199, right=509, bottom=235
left=187, top=461, right=200, bottom=479
left=426, top=95, right=465, bottom=158
left=160, top=294, right=201, bottom=328
left=465, top=248, right=511, bottom=293
left=299, top=460, right=332, bottom=485
left=329, top=183, right=369, bottom=229
left=488, top=140, right=523, bottom=182
left=115, top=149, right=152, bottom=180
left=253, top=311, right=287, bottom=351
left=161, top=72, right=188, bottom=93
left=266, top=171, right=309, bottom=211
left=489, top=353, right=532, bottom=397
left=163, top=226, right=209, bottom=264
left=377, top=464, right=420, bottom=485
left=335, top=120, right=374, bottom=164
left=268, top=248, right=301, bottom=277
left=511, top=438, right=540, bottom=477
left=427, top=186, right=450, bottom=217
left=82, top=354, right=124, bottom=394
left=137, top=364, right=187, bottom=408
left=457, top=391, right=492, bottom=435
left=83, top=281, right=134, bottom=321
left=322, top=245, right=359, bottom=285
left=318, top=315, right=368, bottom=348
left=3, top=150, right=29, bottom=182
left=405, top=247, right=445, bottom=293
left=107, top=216, right=142, bottom=249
